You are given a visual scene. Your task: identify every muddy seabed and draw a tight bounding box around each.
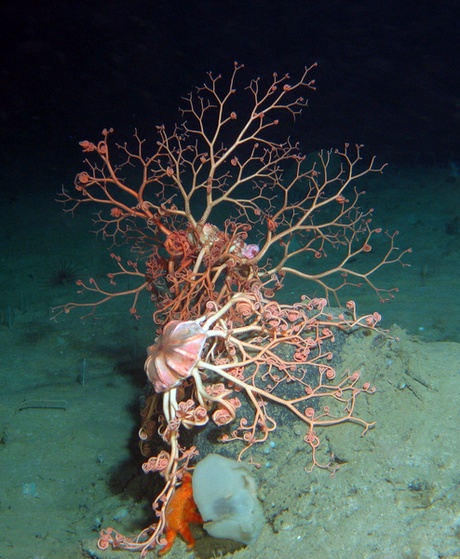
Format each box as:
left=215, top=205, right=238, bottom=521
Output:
left=0, top=311, right=458, bottom=559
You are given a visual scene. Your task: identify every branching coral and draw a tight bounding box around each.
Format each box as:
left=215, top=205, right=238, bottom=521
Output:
left=55, top=63, right=410, bottom=555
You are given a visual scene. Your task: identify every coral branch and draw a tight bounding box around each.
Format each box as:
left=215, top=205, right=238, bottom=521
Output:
left=55, top=63, right=410, bottom=555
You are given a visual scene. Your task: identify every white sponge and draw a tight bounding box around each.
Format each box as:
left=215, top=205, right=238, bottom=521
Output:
left=192, top=454, right=265, bottom=545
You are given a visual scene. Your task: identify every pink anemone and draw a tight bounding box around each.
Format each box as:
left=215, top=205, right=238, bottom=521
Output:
left=144, top=320, right=207, bottom=393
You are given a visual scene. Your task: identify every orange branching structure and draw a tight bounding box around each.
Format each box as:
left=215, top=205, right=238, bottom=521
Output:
left=56, top=63, right=410, bottom=555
